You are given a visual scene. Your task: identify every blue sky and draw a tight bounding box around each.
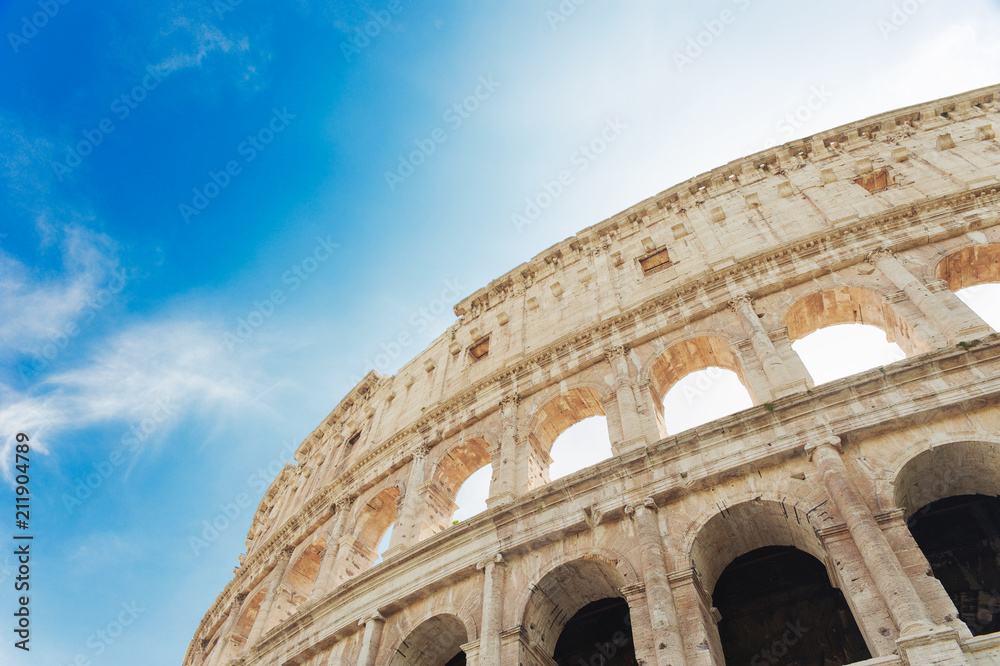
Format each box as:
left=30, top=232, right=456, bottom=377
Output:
left=2, top=1, right=1000, bottom=664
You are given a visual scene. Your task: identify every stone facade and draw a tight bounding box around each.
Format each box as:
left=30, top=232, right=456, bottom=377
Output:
left=183, top=84, right=1000, bottom=665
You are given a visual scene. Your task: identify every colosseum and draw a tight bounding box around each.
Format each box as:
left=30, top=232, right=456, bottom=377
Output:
left=184, top=84, right=1000, bottom=665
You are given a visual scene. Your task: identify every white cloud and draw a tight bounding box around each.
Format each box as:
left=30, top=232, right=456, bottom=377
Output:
left=153, top=20, right=250, bottom=76
left=0, top=223, right=121, bottom=355
left=0, top=317, right=261, bottom=482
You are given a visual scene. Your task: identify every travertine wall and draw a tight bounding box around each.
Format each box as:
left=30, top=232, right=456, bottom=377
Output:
left=184, top=84, right=1000, bottom=666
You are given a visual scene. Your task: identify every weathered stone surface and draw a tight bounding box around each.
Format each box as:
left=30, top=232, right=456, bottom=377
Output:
left=184, top=84, right=1000, bottom=665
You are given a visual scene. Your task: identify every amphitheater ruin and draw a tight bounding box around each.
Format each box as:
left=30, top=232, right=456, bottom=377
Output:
left=184, top=84, right=1000, bottom=665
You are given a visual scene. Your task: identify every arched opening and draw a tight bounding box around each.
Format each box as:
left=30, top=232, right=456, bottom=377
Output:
left=530, top=387, right=610, bottom=487
left=662, top=367, right=754, bottom=434
left=549, top=415, right=612, bottom=481
left=522, top=557, right=638, bottom=663
left=267, top=540, right=324, bottom=626
left=908, top=495, right=1000, bottom=636
left=432, top=438, right=492, bottom=527
left=937, top=244, right=1000, bottom=332
left=649, top=336, right=758, bottom=435
left=894, top=441, right=1000, bottom=638
left=207, top=587, right=265, bottom=661
left=374, top=525, right=393, bottom=564
left=342, top=486, right=400, bottom=573
left=784, top=287, right=922, bottom=384
left=389, top=614, right=468, bottom=666
left=552, top=598, right=636, bottom=666
left=956, top=285, right=1000, bottom=331
left=713, top=546, right=871, bottom=665
left=453, top=465, right=490, bottom=522
left=689, top=498, right=876, bottom=662
left=792, top=324, right=905, bottom=385
left=234, top=588, right=267, bottom=639
left=285, top=540, right=324, bottom=603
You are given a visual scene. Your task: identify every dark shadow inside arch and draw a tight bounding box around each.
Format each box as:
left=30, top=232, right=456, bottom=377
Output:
left=443, top=651, right=466, bottom=666
left=713, top=546, right=870, bottom=666
left=908, top=494, right=1000, bottom=636
left=552, top=598, right=637, bottom=666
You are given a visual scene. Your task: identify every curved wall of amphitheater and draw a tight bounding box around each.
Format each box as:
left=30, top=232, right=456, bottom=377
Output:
left=185, top=84, right=1000, bottom=666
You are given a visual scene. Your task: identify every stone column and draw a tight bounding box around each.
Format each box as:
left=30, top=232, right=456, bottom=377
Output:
left=619, top=582, right=657, bottom=666
left=206, top=592, right=247, bottom=666
left=606, top=346, right=645, bottom=449
left=769, top=326, right=815, bottom=388
left=668, top=568, right=723, bottom=666
left=867, top=249, right=991, bottom=342
left=487, top=395, right=519, bottom=508
left=478, top=553, right=506, bottom=666
left=386, top=443, right=430, bottom=555
left=625, top=498, right=687, bottom=666
left=729, top=295, right=808, bottom=397
left=634, top=379, right=666, bottom=444
left=805, top=436, right=934, bottom=637
left=313, top=497, right=355, bottom=597
left=246, top=546, right=295, bottom=646
left=357, top=611, right=386, bottom=666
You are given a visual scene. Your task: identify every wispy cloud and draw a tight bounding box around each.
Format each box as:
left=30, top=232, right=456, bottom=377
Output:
left=0, top=316, right=261, bottom=481
left=0, top=222, right=120, bottom=355
left=153, top=20, right=250, bottom=76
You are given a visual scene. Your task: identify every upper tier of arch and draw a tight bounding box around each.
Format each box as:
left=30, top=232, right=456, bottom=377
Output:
left=241, top=82, right=1000, bottom=557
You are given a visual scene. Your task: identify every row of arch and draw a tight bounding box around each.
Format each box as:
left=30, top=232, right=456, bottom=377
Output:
left=225, top=438, right=1000, bottom=665
left=200, top=242, right=1000, bottom=663
left=347, top=242, right=1000, bottom=566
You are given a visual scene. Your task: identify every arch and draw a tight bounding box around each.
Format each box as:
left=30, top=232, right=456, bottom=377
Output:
left=432, top=436, right=494, bottom=498
left=891, top=440, right=1000, bottom=636
left=713, top=546, right=871, bottom=665
left=518, top=549, right=639, bottom=659
left=646, top=334, right=758, bottom=405
left=351, top=485, right=402, bottom=568
left=687, top=496, right=830, bottom=594
left=430, top=436, right=493, bottom=525
left=284, top=538, right=325, bottom=606
left=908, top=495, right=1000, bottom=636
left=387, top=613, right=469, bottom=666
left=935, top=243, right=1000, bottom=291
left=528, top=384, right=609, bottom=456
left=234, top=586, right=268, bottom=639
left=936, top=243, right=1000, bottom=332
left=891, top=440, right=1000, bottom=518
left=783, top=285, right=928, bottom=356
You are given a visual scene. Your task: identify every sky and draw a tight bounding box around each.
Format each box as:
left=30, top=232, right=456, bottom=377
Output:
left=1, top=1, right=1000, bottom=664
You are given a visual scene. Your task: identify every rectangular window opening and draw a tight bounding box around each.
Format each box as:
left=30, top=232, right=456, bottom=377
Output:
left=640, top=249, right=672, bottom=276
left=469, top=335, right=490, bottom=361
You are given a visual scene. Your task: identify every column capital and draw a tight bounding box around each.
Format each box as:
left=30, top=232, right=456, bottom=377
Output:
left=499, top=393, right=521, bottom=410
left=624, top=497, right=657, bottom=516
left=234, top=591, right=248, bottom=604
left=279, top=545, right=296, bottom=560
left=804, top=435, right=843, bottom=460
left=865, top=247, right=895, bottom=265
left=358, top=611, right=385, bottom=627
left=476, top=552, right=506, bottom=571
left=412, top=443, right=431, bottom=461
left=603, top=344, right=628, bottom=361
left=336, top=495, right=357, bottom=512
left=728, top=293, right=755, bottom=312
left=619, top=581, right=647, bottom=600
